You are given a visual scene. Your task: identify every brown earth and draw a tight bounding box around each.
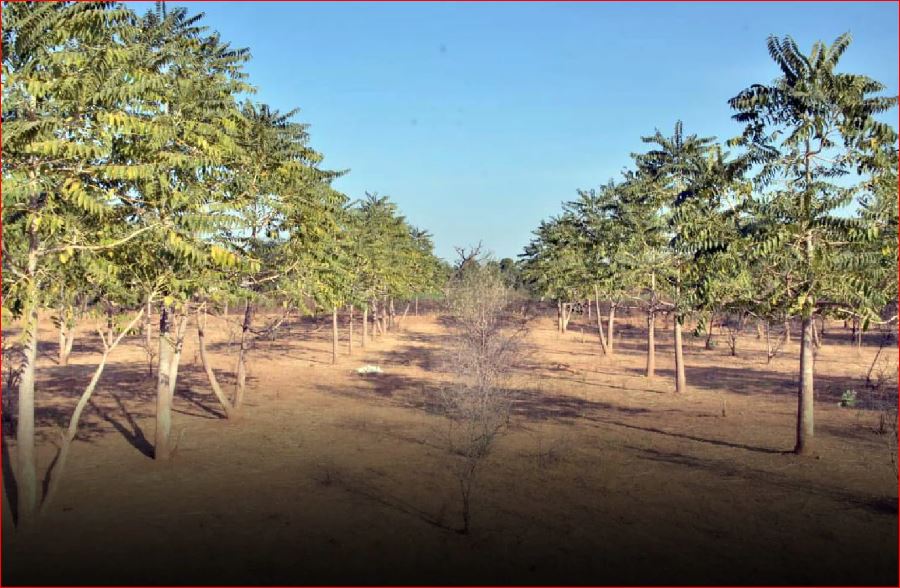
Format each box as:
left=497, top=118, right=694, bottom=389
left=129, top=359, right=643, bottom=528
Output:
left=2, top=309, right=897, bottom=585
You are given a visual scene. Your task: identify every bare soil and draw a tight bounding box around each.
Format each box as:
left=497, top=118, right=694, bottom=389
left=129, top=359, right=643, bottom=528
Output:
left=2, top=309, right=897, bottom=585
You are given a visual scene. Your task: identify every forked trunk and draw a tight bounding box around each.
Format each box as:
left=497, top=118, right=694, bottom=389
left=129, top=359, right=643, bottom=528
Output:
left=705, top=313, right=716, bottom=350
left=794, top=315, right=815, bottom=455
left=42, top=310, right=145, bottom=513
left=154, top=306, right=175, bottom=461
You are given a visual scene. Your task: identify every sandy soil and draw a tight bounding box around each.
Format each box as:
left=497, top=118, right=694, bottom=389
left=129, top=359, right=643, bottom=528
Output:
left=2, top=308, right=897, bottom=585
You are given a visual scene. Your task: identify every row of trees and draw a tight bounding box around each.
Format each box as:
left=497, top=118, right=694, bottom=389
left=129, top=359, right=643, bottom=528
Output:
left=2, top=2, right=446, bottom=527
left=521, top=33, right=898, bottom=455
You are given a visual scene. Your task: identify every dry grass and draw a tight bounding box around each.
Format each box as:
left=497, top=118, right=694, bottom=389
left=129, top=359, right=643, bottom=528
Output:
left=1, top=309, right=897, bottom=585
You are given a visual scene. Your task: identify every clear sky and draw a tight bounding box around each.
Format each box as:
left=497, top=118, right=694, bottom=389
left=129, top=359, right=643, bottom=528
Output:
left=170, top=1, right=898, bottom=261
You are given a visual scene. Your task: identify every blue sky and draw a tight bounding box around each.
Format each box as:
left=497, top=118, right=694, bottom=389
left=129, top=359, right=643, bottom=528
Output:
left=171, top=1, right=898, bottom=261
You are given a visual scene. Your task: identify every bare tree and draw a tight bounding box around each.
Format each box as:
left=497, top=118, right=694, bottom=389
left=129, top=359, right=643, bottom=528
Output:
left=438, top=247, right=526, bottom=533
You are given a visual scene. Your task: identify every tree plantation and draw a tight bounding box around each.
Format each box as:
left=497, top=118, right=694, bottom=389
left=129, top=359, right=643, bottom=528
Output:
left=1, top=3, right=897, bottom=586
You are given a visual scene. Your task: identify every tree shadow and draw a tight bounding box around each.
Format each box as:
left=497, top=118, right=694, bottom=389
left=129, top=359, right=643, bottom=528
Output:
left=629, top=445, right=898, bottom=516
left=88, top=394, right=153, bottom=459
left=604, top=418, right=787, bottom=454
left=2, top=424, right=18, bottom=527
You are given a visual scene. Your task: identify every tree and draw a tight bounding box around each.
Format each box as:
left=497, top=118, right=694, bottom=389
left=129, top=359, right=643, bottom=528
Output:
left=634, top=121, right=719, bottom=393
left=729, top=33, right=897, bottom=454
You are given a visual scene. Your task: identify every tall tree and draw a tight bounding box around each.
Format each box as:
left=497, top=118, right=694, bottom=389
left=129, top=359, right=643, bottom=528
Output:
left=729, top=33, right=897, bottom=454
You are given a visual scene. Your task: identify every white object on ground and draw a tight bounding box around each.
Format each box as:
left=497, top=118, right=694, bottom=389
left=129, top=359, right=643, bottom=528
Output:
left=356, top=365, right=383, bottom=375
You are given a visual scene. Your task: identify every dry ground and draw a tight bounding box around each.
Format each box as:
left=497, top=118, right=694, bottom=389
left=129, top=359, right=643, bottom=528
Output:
left=2, top=308, right=897, bottom=585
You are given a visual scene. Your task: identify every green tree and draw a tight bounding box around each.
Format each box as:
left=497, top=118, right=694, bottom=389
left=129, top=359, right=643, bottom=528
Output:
left=729, top=33, right=897, bottom=454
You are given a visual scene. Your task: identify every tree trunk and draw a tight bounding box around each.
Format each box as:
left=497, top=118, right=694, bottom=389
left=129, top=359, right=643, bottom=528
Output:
left=58, top=320, right=74, bottom=366
left=756, top=321, right=764, bottom=339
left=607, top=304, right=616, bottom=356
left=645, top=275, right=656, bottom=378
left=674, top=314, right=686, bottom=393
left=811, top=318, right=821, bottom=351
left=705, top=313, right=716, bottom=350
left=348, top=305, right=354, bottom=355
left=587, top=299, right=592, bottom=320
left=593, top=286, right=608, bottom=355
left=15, top=235, right=39, bottom=527
left=415, top=296, right=419, bottom=317
left=784, top=319, right=791, bottom=345
left=154, top=305, right=175, bottom=461
left=794, top=315, right=815, bottom=455
left=145, top=297, right=154, bottom=376
left=167, top=314, right=188, bottom=398
left=646, top=308, right=656, bottom=378
left=234, top=300, right=252, bottom=409
left=332, top=307, right=339, bottom=365
left=362, top=306, right=368, bottom=347
left=557, top=301, right=563, bottom=333
left=198, top=306, right=234, bottom=419
left=42, top=310, right=145, bottom=513
left=398, top=302, right=410, bottom=329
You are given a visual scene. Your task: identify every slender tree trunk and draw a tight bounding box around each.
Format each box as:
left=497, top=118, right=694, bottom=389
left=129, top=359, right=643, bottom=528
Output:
left=362, top=306, right=368, bottom=348
left=607, top=304, right=616, bottom=356
left=784, top=319, right=791, bottom=345
left=58, top=321, right=74, bottom=366
left=154, top=305, right=174, bottom=461
left=234, top=300, right=252, bottom=410
left=348, top=305, right=354, bottom=355
left=811, top=318, right=821, bottom=351
left=646, top=275, right=656, bottom=378
left=42, top=310, right=145, bottom=513
left=646, top=309, right=656, bottom=378
left=197, top=306, right=234, bottom=418
left=587, top=298, right=592, bottom=320
left=398, top=302, right=410, bottom=329
left=794, top=315, right=815, bottom=455
left=674, top=314, right=686, bottom=393
left=756, top=321, right=764, bottom=340
left=593, top=286, right=608, bottom=355
left=15, top=234, right=39, bottom=527
left=705, top=313, right=716, bottom=350
left=167, top=314, right=188, bottom=398
left=332, top=307, right=338, bottom=365
left=557, top=301, right=563, bottom=333
left=415, top=296, right=418, bottom=317
left=145, top=297, right=154, bottom=376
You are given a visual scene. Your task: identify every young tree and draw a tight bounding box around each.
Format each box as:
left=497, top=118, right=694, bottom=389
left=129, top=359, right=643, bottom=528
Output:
left=729, top=33, right=897, bottom=454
